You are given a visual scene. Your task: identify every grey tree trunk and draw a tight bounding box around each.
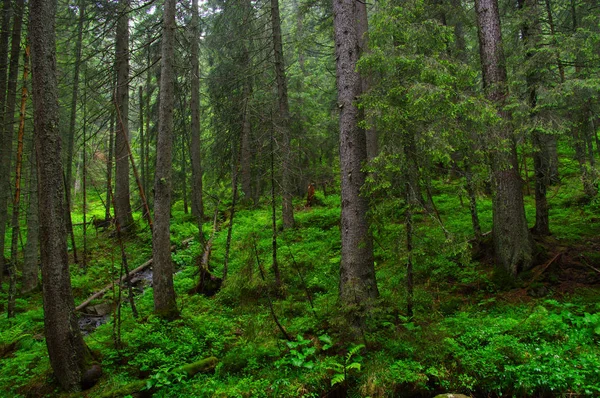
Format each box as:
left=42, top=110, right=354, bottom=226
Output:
left=152, top=0, right=178, bottom=319
left=114, top=0, right=134, bottom=230
left=475, top=0, right=532, bottom=275
left=333, top=0, right=378, bottom=325
left=0, top=0, right=13, bottom=288
left=30, top=0, right=89, bottom=390
left=190, top=0, right=204, bottom=233
left=105, top=112, right=114, bottom=221
left=270, top=0, right=295, bottom=229
left=240, top=43, right=253, bottom=204
left=22, top=143, right=39, bottom=295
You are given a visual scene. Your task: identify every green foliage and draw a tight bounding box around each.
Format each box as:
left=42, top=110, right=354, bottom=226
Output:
left=328, top=344, right=364, bottom=387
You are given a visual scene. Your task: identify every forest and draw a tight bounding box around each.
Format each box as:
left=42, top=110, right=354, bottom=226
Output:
left=0, top=0, right=599, bottom=396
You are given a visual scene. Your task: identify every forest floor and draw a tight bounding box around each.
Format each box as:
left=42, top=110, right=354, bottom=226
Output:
left=1, top=168, right=600, bottom=397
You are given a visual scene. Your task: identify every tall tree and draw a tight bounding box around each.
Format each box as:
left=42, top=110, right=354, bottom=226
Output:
left=475, top=0, right=532, bottom=275
left=270, top=0, right=295, bottom=229
left=0, top=0, right=13, bottom=288
left=114, top=0, right=134, bottom=230
left=190, top=0, right=204, bottom=237
left=30, top=0, right=89, bottom=390
left=333, top=0, right=378, bottom=327
left=152, top=0, right=178, bottom=319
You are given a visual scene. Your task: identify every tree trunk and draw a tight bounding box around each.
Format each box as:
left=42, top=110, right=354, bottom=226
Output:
left=518, top=0, right=551, bottom=236
left=0, top=0, right=13, bottom=289
left=334, top=0, right=378, bottom=326
left=475, top=0, right=532, bottom=276
left=114, top=0, right=134, bottom=230
left=7, top=41, right=28, bottom=317
left=190, top=0, right=204, bottom=227
left=64, top=0, right=85, bottom=207
left=139, top=85, right=145, bottom=196
left=105, top=112, right=114, bottom=221
left=270, top=0, right=295, bottom=229
left=30, top=0, right=89, bottom=390
left=152, top=0, right=178, bottom=319
left=22, top=142, right=39, bottom=295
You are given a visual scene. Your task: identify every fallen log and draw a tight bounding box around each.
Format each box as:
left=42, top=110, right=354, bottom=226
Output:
left=99, top=356, right=218, bottom=398
left=76, top=237, right=194, bottom=311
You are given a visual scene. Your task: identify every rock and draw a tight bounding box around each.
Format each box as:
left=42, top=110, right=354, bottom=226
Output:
left=87, top=302, right=113, bottom=316
left=81, top=364, right=103, bottom=390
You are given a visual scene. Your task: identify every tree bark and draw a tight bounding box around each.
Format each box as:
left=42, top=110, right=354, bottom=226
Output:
left=475, top=0, right=532, bottom=275
left=114, top=0, right=134, bottom=230
left=270, top=0, right=295, bottom=229
left=105, top=112, right=114, bottom=221
left=334, top=0, right=378, bottom=326
left=152, top=0, right=178, bottom=319
left=30, top=0, right=89, bottom=390
left=22, top=141, right=39, bottom=295
left=190, top=0, right=204, bottom=228
left=7, top=41, right=28, bottom=318
left=0, top=0, right=13, bottom=289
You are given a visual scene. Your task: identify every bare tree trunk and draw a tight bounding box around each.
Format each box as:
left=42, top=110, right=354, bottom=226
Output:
left=64, top=0, right=85, bottom=206
left=139, top=85, right=145, bottom=196
left=105, top=112, right=114, bottom=221
left=22, top=141, right=39, bottom=295
left=270, top=123, right=282, bottom=289
left=0, top=0, right=13, bottom=289
left=190, top=0, right=204, bottom=228
left=152, top=0, right=178, bottom=319
left=270, top=0, right=295, bottom=229
left=7, top=43, right=28, bottom=317
left=334, top=0, right=378, bottom=329
left=30, top=0, right=89, bottom=390
left=114, top=0, right=134, bottom=230
left=476, top=0, right=532, bottom=276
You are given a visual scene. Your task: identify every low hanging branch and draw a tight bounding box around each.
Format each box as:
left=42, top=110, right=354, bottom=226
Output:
left=76, top=237, right=193, bottom=311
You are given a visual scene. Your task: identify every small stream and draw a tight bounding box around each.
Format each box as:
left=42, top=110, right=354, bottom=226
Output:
left=78, top=266, right=155, bottom=335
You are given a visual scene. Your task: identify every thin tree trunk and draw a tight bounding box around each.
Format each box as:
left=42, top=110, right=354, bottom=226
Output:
left=139, top=86, right=145, bottom=196
left=405, top=186, right=414, bottom=319
left=270, top=0, right=295, bottom=229
left=190, top=0, right=204, bottom=226
left=476, top=0, right=532, bottom=275
left=0, top=0, right=14, bottom=289
left=114, top=0, right=134, bottom=230
left=22, top=140, right=39, bottom=295
left=334, top=0, right=378, bottom=329
left=270, top=122, right=282, bottom=289
left=82, top=81, right=87, bottom=270
left=7, top=43, right=28, bottom=317
left=105, top=112, right=114, bottom=221
left=64, top=0, right=85, bottom=207
left=152, top=0, right=178, bottom=319
left=30, top=0, right=89, bottom=390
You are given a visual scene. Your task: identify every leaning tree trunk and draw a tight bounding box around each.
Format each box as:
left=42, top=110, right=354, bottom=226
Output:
left=333, top=0, right=379, bottom=329
left=152, top=0, right=178, bottom=319
left=475, top=0, right=532, bottom=276
left=30, top=0, right=89, bottom=390
left=270, top=0, right=295, bottom=229
left=114, top=0, right=134, bottom=230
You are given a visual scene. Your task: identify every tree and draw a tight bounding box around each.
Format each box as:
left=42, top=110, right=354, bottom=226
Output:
left=114, top=0, right=134, bottom=230
left=152, top=0, right=178, bottom=319
left=30, top=0, right=89, bottom=390
left=270, top=0, right=295, bottom=229
left=190, top=0, right=204, bottom=236
left=333, top=0, right=378, bottom=326
left=475, top=0, right=532, bottom=275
